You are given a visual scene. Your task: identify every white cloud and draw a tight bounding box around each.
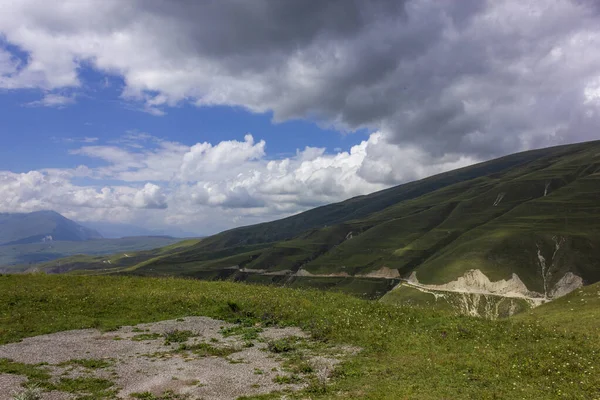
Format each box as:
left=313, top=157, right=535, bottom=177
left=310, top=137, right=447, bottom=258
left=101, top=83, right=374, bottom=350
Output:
left=57, top=136, right=99, bottom=144
left=25, top=93, right=75, bottom=108
left=0, top=170, right=167, bottom=214
left=0, top=131, right=481, bottom=233
left=0, top=47, right=19, bottom=76
left=179, top=134, right=266, bottom=181
left=0, top=0, right=599, bottom=156
left=130, top=183, right=167, bottom=209
left=71, top=146, right=144, bottom=168
left=0, top=131, right=480, bottom=233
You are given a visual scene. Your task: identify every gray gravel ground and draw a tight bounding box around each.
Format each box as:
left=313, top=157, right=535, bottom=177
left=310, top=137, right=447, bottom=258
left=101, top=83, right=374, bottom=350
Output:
left=0, top=316, right=346, bottom=400
left=1, top=374, right=25, bottom=397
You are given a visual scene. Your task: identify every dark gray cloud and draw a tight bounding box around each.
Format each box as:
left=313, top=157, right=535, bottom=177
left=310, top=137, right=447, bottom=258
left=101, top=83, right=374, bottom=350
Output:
left=144, top=0, right=406, bottom=55
left=131, top=0, right=408, bottom=76
left=2, top=0, right=600, bottom=161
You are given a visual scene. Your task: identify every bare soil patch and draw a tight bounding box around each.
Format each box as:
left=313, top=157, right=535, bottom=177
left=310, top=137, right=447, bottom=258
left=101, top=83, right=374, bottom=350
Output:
left=0, top=316, right=349, bottom=399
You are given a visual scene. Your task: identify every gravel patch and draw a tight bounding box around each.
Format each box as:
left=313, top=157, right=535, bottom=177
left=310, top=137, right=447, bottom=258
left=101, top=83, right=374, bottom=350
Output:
left=258, top=326, right=306, bottom=341
left=1, top=374, right=25, bottom=398
left=0, top=316, right=348, bottom=399
left=40, top=392, right=73, bottom=400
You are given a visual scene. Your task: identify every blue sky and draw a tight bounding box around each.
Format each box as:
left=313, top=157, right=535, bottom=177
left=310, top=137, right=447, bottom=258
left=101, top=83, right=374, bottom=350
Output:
left=1, top=66, right=364, bottom=172
left=1, top=0, right=599, bottom=235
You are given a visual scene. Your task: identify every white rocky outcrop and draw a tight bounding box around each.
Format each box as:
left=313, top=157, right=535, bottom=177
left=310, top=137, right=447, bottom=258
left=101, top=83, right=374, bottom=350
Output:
left=549, top=272, right=583, bottom=298
left=405, top=268, right=584, bottom=308
left=407, top=269, right=536, bottom=299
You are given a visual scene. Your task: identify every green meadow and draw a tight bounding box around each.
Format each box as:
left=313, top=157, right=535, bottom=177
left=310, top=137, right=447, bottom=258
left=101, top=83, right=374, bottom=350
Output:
left=1, top=274, right=598, bottom=399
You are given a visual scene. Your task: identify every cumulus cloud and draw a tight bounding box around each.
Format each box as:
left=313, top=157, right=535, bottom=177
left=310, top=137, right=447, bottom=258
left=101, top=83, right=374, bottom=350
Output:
left=0, top=132, right=477, bottom=233
left=2, top=0, right=600, bottom=158
left=179, top=134, right=266, bottom=181
left=0, top=170, right=167, bottom=214
left=84, top=133, right=476, bottom=213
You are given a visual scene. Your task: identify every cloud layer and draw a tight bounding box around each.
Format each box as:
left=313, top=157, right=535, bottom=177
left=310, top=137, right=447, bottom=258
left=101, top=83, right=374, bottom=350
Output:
left=2, top=0, right=600, bottom=155
left=0, top=133, right=476, bottom=233
left=1, top=0, right=600, bottom=232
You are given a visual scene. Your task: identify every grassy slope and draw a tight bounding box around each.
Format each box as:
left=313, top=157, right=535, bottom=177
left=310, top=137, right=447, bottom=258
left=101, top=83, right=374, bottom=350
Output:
left=514, top=281, right=600, bottom=338
left=413, top=146, right=600, bottom=289
left=31, top=141, right=600, bottom=301
left=0, top=274, right=598, bottom=399
left=128, top=142, right=581, bottom=270
left=151, top=143, right=599, bottom=286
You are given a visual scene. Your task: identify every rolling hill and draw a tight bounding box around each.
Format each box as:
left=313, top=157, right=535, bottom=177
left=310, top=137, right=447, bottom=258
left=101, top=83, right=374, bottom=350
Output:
left=31, top=140, right=600, bottom=314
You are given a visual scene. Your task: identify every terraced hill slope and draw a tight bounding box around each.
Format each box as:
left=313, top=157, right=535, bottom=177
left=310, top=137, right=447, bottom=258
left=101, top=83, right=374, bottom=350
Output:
left=35, top=141, right=600, bottom=311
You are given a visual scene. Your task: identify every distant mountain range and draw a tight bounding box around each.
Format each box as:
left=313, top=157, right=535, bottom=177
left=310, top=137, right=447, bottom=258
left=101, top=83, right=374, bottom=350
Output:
left=0, top=210, right=103, bottom=245
left=78, top=221, right=198, bottom=239
left=0, top=211, right=189, bottom=269
left=22, top=140, right=600, bottom=317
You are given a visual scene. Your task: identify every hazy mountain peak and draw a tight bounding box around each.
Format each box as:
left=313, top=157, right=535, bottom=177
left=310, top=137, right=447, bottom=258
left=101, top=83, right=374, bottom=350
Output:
left=0, top=211, right=102, bottom=245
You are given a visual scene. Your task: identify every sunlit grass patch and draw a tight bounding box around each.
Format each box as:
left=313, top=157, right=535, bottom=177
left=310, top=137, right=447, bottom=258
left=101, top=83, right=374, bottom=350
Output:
left=131, top=332, right=162, bottom=341
left=57, top=358, right=114, bottom=370
left=219, top=325, right=263, bottom=340
left=162, top=329, right=197, bottom=345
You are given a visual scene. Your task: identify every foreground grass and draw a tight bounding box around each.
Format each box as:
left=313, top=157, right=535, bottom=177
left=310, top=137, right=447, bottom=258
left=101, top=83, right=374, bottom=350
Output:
left=514, top=283, right=600, bottom=339
left=1, top=274, right=598, bottom=399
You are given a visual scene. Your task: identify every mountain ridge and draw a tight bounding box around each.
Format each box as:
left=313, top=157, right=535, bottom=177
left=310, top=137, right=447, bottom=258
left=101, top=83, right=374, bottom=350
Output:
left=27, top=140, right=600, bottom=316
left=0, top=210, right=103, bottom=245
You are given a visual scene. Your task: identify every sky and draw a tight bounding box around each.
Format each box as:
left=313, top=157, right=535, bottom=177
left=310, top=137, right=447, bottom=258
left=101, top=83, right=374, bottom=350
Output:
left=1, top=0, right=600, bottom=236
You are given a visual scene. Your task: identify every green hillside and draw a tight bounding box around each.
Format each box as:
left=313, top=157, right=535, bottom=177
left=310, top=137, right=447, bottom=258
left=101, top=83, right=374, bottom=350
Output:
left=32, top=140, right=600, bottom=308
left=514, top=281, right=600, bottom=338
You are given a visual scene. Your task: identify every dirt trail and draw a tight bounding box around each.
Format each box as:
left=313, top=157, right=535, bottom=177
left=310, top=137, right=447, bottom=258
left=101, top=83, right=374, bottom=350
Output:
left=357, top=267, right=400, bottom=279
left=296, top=269, right=350, bottom=277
